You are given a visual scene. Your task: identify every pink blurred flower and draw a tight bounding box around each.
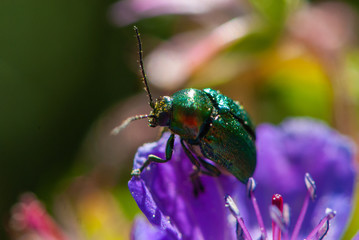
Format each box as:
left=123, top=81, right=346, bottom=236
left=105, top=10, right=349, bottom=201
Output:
left=9, top=193, right=66, bottom=240
left=110, top=0, right=244, bottom=26
left=110, top=0, right=254, bottom=90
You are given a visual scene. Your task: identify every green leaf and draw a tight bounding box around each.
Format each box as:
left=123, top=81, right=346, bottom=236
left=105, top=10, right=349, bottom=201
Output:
left=248, top=0, right=302, bottom=31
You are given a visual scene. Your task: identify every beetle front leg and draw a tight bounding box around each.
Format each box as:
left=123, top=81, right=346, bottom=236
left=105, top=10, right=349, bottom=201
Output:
left=131, top=133, right=175, bottom=176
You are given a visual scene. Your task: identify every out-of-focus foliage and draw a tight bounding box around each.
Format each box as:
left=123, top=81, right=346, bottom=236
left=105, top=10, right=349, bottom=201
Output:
left=3, top=0, right=359, bottom=239
left=0, top=0, right=138, bottom=239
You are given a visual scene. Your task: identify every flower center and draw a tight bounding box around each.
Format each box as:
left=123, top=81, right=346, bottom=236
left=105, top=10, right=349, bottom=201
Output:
left=225, top=173, right=336, bottom=240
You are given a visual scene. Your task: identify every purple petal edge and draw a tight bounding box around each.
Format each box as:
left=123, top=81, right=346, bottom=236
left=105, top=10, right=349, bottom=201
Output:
left=128, top=176, right=180, bottom=239
left=131, top=216, right=174, bottom=240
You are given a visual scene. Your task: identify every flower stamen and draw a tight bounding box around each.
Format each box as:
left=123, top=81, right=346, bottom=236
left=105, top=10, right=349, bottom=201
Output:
left=291, top=173, right=317, bottom=240
left=225, top=174, right=337, bottom=240
left=225, top=195, right=253, bottom=240
left=247, top=177, right=268, bottom=240
left=305, top=208, right=336, bottom=240
left=271, top=194, right=284, bottom=240
left=282, top=203, right=290, bottom=240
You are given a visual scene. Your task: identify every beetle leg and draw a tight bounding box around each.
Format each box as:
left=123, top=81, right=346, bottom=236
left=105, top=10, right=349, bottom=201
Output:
left=131, top=133, right=175, bottom=176
left=186, top=143, right=220, bottom=177
left=190, top=169, right=204, bottom=197
left=180, top=139, right=204, bottom=196
left=197, top=156, right=221, bottom=177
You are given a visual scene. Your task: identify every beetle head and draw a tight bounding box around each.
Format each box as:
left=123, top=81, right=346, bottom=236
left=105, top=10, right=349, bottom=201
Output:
left=111, top=27, right=170, bottom=135
left=148, top=96, right=172, bottom=127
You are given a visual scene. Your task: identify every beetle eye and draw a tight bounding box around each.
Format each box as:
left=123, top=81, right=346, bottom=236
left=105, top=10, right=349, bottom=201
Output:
left=158, top=111, right=170, bottom=126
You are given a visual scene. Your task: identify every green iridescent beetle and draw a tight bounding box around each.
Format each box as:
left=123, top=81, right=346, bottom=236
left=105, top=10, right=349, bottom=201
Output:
left=113, top=27, right=256, bottom=193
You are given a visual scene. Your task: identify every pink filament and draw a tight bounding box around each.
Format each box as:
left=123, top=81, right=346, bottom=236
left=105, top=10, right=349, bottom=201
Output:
left=291, top=191, right=310, bottom=240
left=250, top=191, right=268, bottom=239
left=235, top=215, right=253, bottom=240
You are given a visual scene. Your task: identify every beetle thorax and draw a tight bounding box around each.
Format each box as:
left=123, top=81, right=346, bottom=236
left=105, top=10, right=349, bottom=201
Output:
left=169, top=89, right=213, bottom=140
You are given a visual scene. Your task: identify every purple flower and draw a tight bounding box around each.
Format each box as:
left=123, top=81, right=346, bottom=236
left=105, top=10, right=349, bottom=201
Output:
left=128, top=118, right=356, bottom=240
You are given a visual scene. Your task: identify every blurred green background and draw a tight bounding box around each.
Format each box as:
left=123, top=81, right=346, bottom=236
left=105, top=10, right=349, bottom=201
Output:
left=1, top=0, right=359, bottom=239
left=0, top=0, right=139, bottom=238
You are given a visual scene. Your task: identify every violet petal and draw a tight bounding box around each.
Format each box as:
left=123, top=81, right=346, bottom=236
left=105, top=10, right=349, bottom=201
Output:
left=254, top=117, right=356, bottom=238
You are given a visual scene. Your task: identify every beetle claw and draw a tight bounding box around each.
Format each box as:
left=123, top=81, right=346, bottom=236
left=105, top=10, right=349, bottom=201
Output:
left=193, top=180, right=205, bottom=197
left=191, top=174, right=205, bottom=197
left=131, top=169, right=141, bottom=176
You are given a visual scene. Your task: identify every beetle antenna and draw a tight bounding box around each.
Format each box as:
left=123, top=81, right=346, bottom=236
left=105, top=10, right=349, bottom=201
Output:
left=111, top=114, right=152, bottom=135
left=134, top=26, right=155, bottom=109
